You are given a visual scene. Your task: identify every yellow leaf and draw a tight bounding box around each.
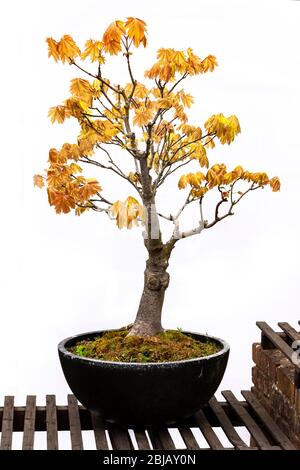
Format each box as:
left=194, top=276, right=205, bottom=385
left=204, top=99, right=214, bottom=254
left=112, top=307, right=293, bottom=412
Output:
left=81, top=39, right=104, bottom=62
left=186, top=48, right=203, bottom=75
left=69, top=163, right=82, bottom=174
left=75, top=205, right=89, bottom=216
left=70, top=78, right=93, bottom=105
left=178, top=175, right=188, bottom=189
left=33, top=175, right=44, bottom=188
left=269, top=176, right=281, bottom=192
left=178, top=91, right=194, bottom=108
left=233, top=165, right=244, bottom=178
left=46, top=38, right=60, bottom=61
left=202, top=55, right=218, bottom=72
left=102, top=20, right=125, bottom=55
left=110, top=196, right=144, bottom=229
left=125, top=17, right=147, bottom=47
left=58, top=35, right=81, bottom=63
left=191, top=187, right=208, bottom=198
left=48, top=105, right=68, bottom=124
left=48, top=190, right=75, bottom=214
left=133, top=106, right=153, bottom=127
left=77, top=178, right=101, bottom=201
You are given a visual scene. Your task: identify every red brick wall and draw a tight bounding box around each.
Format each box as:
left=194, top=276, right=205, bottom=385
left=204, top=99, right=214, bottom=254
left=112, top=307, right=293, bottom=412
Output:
left=252, top=343, right=300, bottom=448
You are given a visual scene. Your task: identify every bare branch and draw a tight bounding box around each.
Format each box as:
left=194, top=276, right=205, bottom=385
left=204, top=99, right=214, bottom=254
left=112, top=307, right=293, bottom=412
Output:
left=72, top=61, right=124, bottom=97
left=79, top=154, right=141, bottom=195
left=167, top=72, right=188, bottom=95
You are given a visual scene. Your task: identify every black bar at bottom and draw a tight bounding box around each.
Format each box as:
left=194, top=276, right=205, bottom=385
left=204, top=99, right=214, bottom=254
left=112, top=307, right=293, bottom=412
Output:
left=0, top=450, right=299, bottom=466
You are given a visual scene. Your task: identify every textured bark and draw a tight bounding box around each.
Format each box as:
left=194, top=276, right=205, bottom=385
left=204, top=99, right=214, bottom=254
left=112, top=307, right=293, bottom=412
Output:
left=128, top=244, right=173, bottom=337
left=128, top=152, right=175, bottom=337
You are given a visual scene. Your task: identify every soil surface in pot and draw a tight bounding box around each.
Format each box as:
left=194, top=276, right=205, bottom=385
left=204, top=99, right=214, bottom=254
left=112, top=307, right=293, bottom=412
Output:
left=69, top=329, right=221, bottom=362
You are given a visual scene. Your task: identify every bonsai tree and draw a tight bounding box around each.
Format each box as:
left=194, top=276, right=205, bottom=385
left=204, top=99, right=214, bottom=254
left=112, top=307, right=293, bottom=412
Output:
left=35, top=17, right=280, bottom=337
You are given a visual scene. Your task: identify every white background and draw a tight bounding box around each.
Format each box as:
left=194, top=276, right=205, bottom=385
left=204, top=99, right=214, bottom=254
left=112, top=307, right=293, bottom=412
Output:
left=0, top=0, right=299, bottom=417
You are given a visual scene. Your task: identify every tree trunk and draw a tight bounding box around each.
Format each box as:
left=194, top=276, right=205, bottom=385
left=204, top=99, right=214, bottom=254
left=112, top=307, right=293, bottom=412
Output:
left=128, top=245, right=172, bottom=337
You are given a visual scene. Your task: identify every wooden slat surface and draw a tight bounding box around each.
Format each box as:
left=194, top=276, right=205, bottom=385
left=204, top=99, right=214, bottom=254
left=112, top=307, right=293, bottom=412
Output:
left=133, top=429, right=151, bottom=450
left=222, top=391, right=272, bottom=450
left=241, top=391, right=295, bottom=450
left=178, top=426, right=200, bottom=450
left=147, top=428, right=176, bottom=450
left=46, top=395, right=58, bottom=450
left=0, top=387, right=296, bottom=451
left=209, top=396, right=248, bottom=450
left=278, top=322, right=300, bottom=342
left=194, top=409, right=224, bottom=449
left=22, top=395, right=36, bottom=450
left=156, top=429, right=176, bottom=450
left=108, top=423, right=133, bottom=450
left=257, top=322, right=300, bottom=371
left=91, top=413, right=109, bottom=450
left=68, top=395, right=83, bottom=450
left=0, top=396, right=14, bottom=450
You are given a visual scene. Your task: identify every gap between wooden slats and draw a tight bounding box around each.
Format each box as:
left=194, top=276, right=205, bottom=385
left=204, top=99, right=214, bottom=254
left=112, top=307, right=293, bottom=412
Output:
left=133, top=429, right=151, bottom=450
left=178, top=426, right=200, bottom=450
left=209, top=396, right=249, bottom=450
left=91, top=413, right=109, bottom=450
left=147, top=428, right=176, bottom=450
left=108, top=423, right=133, bottom=450
left=194, top=409, right=224, bottom=449
left=241, top=391, right=296, bottom=450
left=222, top=391, right=272, bottom=450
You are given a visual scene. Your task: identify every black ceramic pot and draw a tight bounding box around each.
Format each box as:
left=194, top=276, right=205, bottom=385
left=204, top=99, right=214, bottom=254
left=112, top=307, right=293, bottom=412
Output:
left=58, top=330, right=229, bottom=426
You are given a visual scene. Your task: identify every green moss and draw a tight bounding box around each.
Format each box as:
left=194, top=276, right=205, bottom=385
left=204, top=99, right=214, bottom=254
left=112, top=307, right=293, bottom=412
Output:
left=70, top=329, right=221, bottom=363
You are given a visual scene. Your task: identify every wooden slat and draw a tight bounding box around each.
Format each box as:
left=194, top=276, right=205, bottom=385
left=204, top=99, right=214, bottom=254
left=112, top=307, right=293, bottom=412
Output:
left=278, top=322, right=300, bottom=342
left=241, top=391, right=295, bottom=450
left=67, top=395, right=83, bottom=450
left=46, top=395, right=58, bottom=450
left=91, top=413, right=109, bottom=450
left=156, top=429, right=176, bottom=450
left=108, top=423, right=133, bottom=450
left=147, top=429, right=163, bottom=450
left=133, top=429, right=151, bottom=450
left=209, top=396, right=248, bottom=450
left=22, top=395, right=36, bottom=450
left=178, top=426, right=200, bottom=450
left=147, top=428, right=176, bottom=450
left=222, top=391, right=272, bottom=450
left=257, top=322, right=300, bottom=371
left=194, top=409, right=224, bottom=449
left=0, top=396, right=14, bottom=450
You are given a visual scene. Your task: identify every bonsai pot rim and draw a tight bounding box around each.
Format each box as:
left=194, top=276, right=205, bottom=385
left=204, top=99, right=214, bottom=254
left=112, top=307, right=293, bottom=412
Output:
left=58, top=328, right=230, bottom=366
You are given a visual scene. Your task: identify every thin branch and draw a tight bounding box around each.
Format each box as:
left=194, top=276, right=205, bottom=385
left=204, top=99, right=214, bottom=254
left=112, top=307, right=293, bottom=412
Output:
left=79, top=155, right=141, bottom=195
left=72, top=61, right=123, bottom=96
left=168, top=72, right=189, bottom=95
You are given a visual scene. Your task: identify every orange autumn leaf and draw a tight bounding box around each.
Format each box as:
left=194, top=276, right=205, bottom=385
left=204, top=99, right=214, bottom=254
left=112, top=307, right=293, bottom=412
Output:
left=102, top=20, right=125, bottom=55
left=58, top=35, right=81, bottom=63
left=46, top=38, right=60, bottom=61
left=78, top=179, right=102, bottom=201
left=48, top=190, right=75, bottom=214
left=48, top=105, right=68, bottom=124
left=125, top=17, right=147, bottom=47
left=81, top=39, right=104, bottom=62
left=33, top=175, right=44, bottom=188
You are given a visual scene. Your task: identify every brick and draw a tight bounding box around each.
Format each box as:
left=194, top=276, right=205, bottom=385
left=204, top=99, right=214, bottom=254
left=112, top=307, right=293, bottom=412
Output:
left=252, top=338, right=300, bottom=449
left=256, top=348, right=282, bottom=382
left=252, top=343, right=260, bottom=364
left=276, top=365, right=296, bottom=402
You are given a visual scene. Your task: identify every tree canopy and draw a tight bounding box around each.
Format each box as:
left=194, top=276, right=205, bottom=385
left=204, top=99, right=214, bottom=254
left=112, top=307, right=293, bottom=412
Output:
left=35, top=17, right=280, bottom=241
